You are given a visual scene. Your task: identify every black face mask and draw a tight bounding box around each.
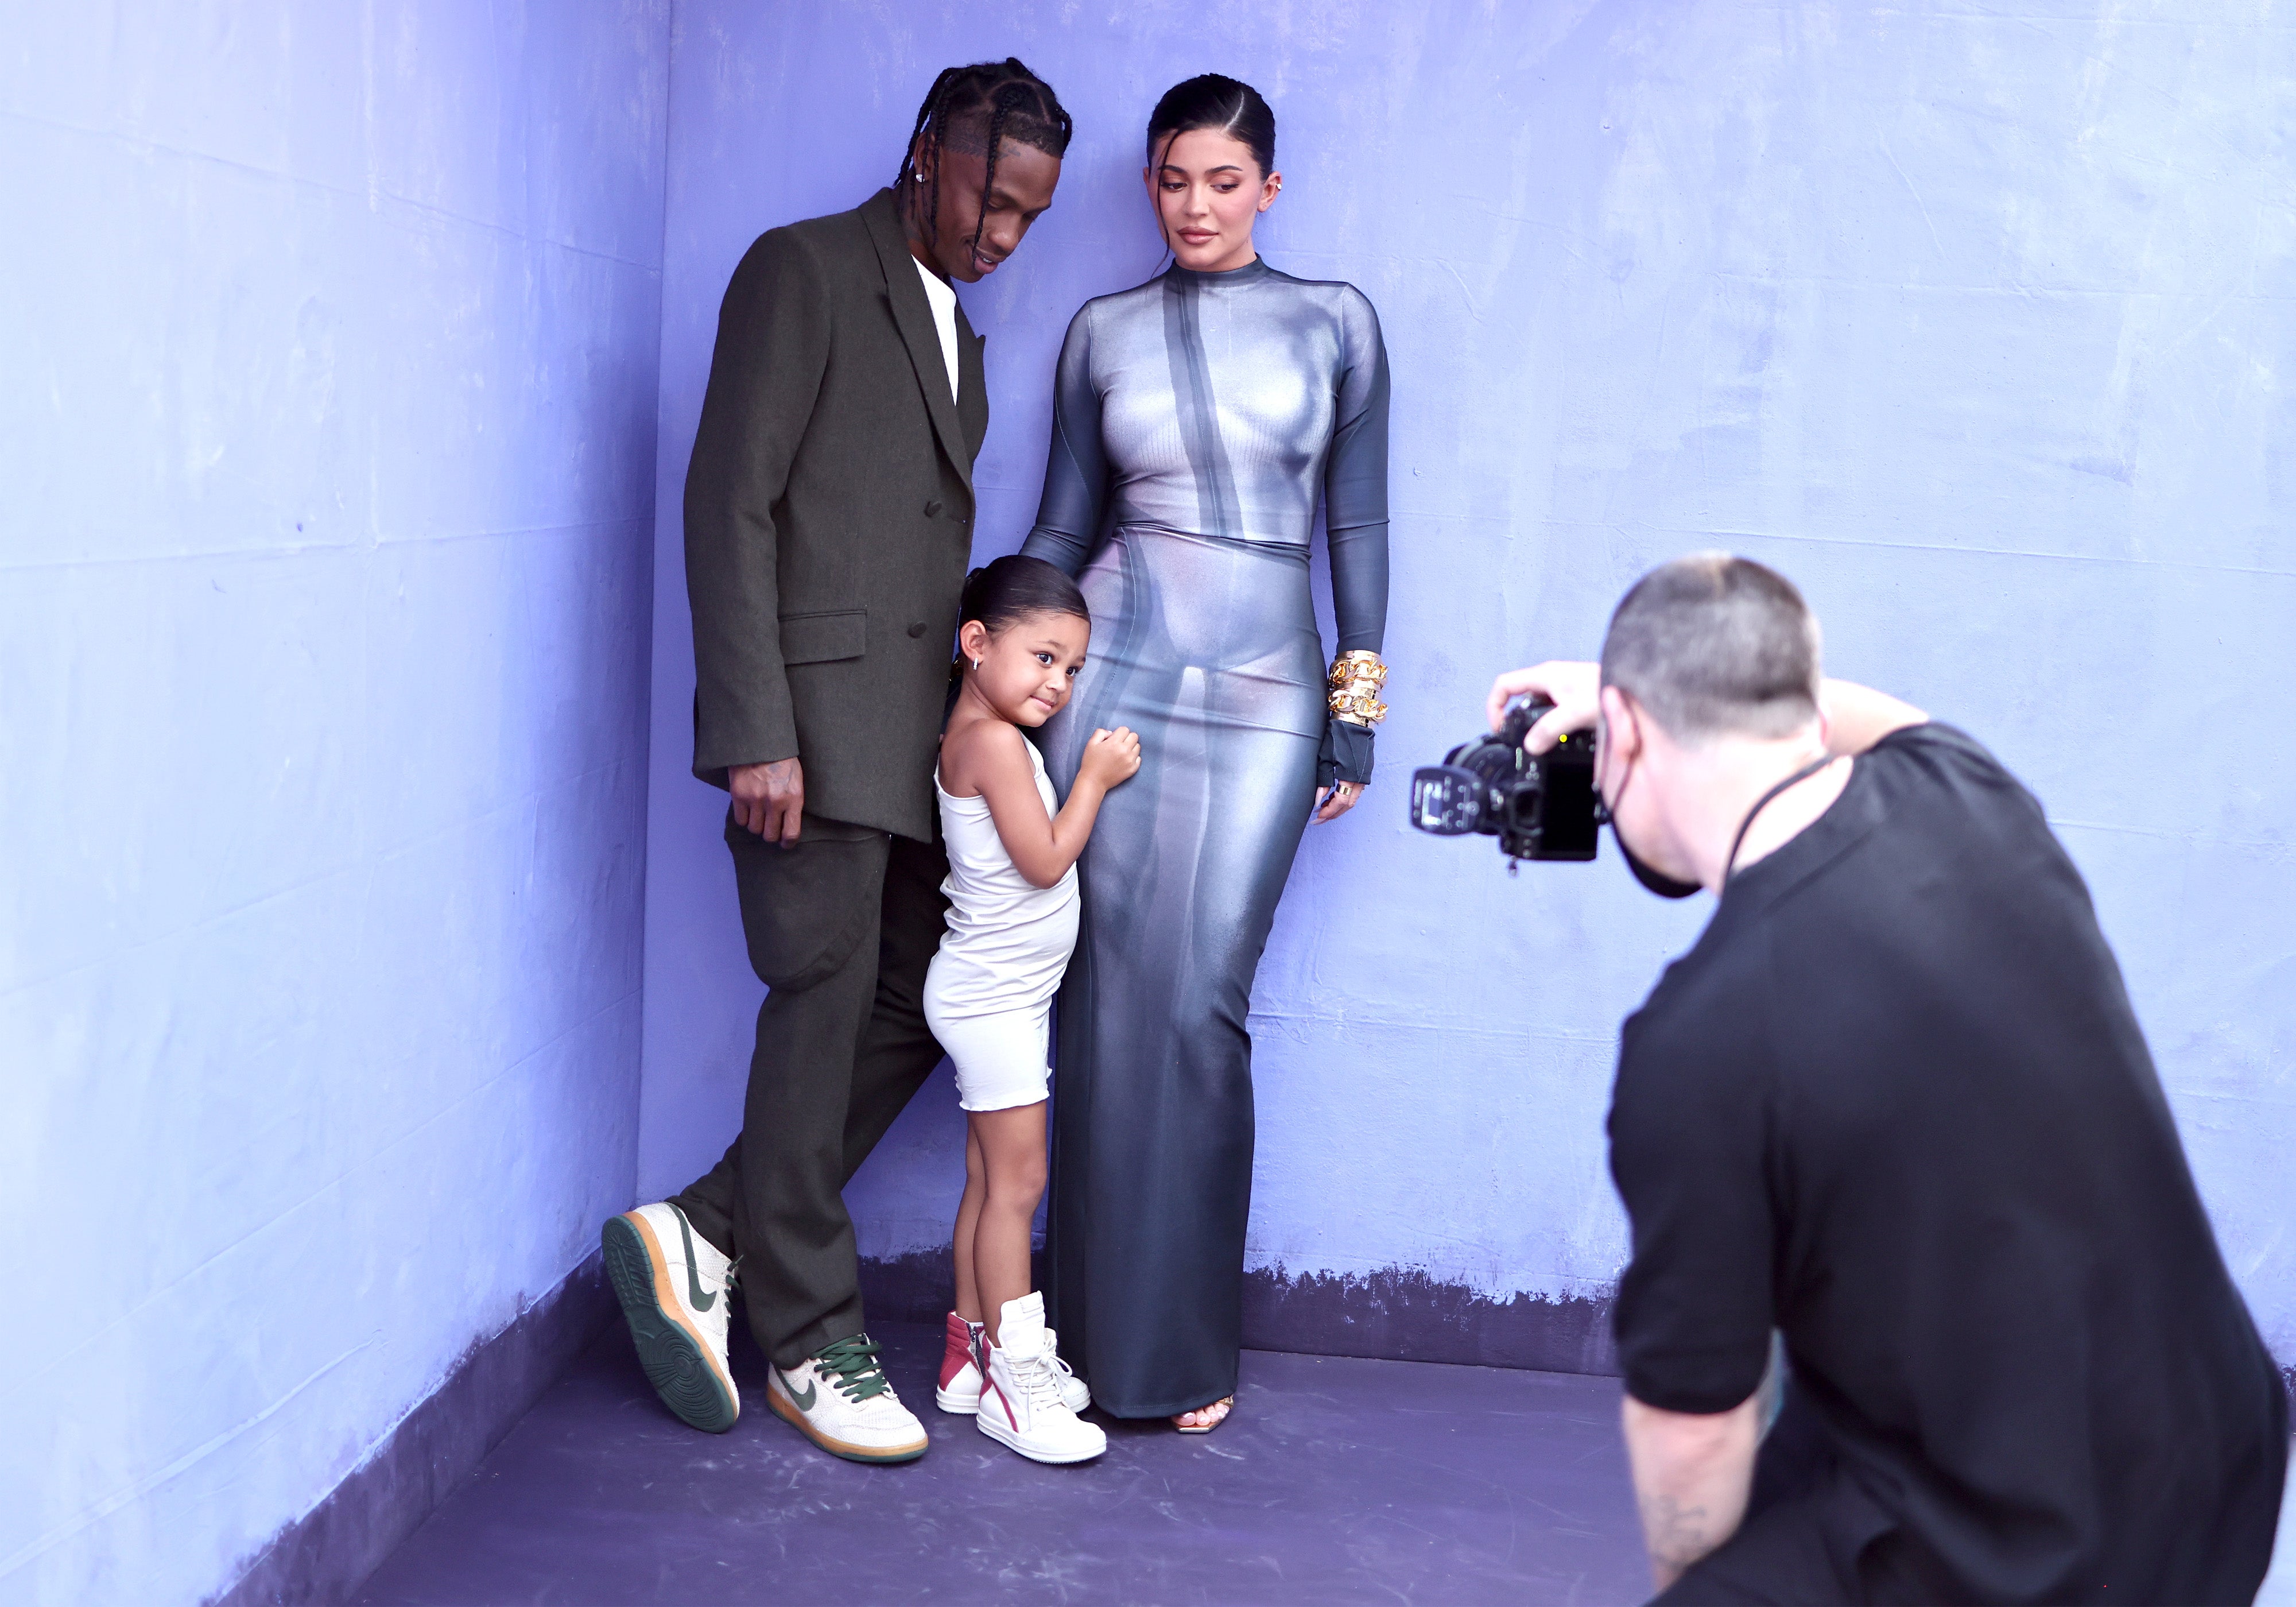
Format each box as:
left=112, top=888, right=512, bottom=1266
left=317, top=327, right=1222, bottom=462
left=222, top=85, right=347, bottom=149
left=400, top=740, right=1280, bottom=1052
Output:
left=1593, top=757, right=1700, bottom=899
left=1596, top=718, right=1837, bottom=901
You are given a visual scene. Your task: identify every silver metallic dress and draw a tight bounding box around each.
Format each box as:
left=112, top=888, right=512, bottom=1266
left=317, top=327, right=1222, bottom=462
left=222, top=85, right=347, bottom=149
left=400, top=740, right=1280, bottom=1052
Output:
left=1021, top=257, right=1390, bottom=1417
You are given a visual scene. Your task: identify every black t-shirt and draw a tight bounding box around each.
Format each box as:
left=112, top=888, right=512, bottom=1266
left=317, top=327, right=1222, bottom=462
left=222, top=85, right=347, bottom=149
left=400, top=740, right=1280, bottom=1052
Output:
left=1610, top=723, right=2287, bottom=1602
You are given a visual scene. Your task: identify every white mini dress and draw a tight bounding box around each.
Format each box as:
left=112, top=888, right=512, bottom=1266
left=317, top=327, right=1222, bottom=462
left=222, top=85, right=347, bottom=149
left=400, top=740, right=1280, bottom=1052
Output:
left=924, top=738, right=1080, bottom=1112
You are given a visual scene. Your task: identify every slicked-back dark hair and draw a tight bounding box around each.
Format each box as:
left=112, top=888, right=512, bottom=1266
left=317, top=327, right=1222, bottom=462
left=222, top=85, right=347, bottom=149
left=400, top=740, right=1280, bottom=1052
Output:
left=959, top=553, right=1089, bottom=641
left=895, top=59, right=1073, bottom=259
left=1600, top=554, right=1823, bottom=741
left=1146, top=73, right=1276, bottom=177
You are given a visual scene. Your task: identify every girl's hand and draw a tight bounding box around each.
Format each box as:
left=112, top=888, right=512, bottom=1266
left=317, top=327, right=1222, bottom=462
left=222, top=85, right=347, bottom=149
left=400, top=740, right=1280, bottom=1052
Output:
left=1079, top=726, right=1142, bottom=789
left=1312, top=779, right=1363, bottom=824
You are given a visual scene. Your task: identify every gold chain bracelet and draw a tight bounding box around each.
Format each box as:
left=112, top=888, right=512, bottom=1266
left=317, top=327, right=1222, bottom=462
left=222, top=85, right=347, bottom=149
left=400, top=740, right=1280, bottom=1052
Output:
left=1328, top=650, right=1389, bottom=727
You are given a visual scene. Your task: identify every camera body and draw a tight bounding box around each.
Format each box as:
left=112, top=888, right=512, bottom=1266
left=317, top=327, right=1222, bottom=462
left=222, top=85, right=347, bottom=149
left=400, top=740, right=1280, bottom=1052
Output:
left=1410, top=698, right=1600, bottom=864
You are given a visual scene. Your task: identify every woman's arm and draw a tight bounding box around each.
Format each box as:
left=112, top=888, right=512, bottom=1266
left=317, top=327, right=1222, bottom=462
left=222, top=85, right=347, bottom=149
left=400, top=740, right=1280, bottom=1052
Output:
left=1325, top=289, right=1391, bottom=657
left=1316, top=289, right=1393, bottom=803
left=1018, top=306, right=1109, bottom=576
left=943, top=721, right=1139, bottom=889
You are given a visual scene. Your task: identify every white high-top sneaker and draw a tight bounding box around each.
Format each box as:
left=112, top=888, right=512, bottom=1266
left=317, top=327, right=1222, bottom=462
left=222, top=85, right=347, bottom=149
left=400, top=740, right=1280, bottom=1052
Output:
left=767, top=1334, right=929, bottom=1464
left=1040, top=1327, right=1092, bottom=1414
left=976, top=1294, right=1107, bottom=1465
left=601, top=1203, right=738, bottom=1433
left=937, top=1310, right=1090, bottom=1415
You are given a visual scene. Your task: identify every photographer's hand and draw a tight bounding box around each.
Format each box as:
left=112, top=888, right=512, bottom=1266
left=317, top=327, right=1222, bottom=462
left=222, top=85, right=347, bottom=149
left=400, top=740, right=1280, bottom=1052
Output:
left=1486, top=661, right=1600, bottom=753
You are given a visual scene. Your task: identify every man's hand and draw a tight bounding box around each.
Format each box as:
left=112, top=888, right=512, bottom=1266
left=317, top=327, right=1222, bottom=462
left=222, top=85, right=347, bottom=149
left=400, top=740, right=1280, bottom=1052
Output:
left=730, top=757, right=804, bottom=845
left=1486, top=661, right=1600, bottom=753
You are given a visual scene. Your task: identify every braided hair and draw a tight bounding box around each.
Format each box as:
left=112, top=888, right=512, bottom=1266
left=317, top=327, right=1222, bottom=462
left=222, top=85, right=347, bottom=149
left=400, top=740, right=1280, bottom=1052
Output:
left=894, top=59, right=1073, bottom=260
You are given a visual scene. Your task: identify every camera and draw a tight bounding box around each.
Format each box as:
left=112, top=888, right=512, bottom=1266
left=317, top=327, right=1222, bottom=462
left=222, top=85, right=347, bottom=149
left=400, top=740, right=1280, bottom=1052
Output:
left=1410, top=698, right=1600, bottom=866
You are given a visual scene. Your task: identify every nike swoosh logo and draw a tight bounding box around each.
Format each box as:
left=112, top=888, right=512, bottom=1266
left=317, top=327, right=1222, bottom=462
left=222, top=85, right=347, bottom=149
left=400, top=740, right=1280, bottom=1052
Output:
left=787, top=1374, right=816, bottom=1412
left=673, top=1209, right=718, bottom=1314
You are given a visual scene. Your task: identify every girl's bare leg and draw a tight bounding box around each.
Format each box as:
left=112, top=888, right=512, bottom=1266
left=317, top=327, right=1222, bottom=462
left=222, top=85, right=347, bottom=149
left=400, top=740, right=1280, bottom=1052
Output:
left=953, top=1122, right=988, bottom=1323
left=966, top=1102, right=1049, bottom=1347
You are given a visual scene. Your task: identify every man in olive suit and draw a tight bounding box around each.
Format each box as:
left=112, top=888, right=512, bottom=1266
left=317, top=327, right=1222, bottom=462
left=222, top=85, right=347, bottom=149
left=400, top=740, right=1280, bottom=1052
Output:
left=602, top=60, right=1072, bottom=1465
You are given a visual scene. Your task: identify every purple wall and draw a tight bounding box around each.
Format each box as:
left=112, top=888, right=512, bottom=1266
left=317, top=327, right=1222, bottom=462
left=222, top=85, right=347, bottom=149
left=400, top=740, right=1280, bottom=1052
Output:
left=3, top=3, right=2283, bottom=1601
left=0, top=7, right=668, bottom=1604
left=1, top=2, right=2286, bottom=1601
left=641, top=0, right=2294, bottom=1376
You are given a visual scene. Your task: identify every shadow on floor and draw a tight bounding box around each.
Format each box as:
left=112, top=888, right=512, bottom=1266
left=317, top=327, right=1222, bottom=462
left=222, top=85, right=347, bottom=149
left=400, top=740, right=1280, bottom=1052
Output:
left=355, top=1318, right=1650, bottom=1605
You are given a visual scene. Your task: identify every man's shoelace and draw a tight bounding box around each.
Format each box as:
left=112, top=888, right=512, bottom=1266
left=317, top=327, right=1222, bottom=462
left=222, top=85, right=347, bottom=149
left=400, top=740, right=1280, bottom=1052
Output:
left=813, top=1335, right=894, bottom=1402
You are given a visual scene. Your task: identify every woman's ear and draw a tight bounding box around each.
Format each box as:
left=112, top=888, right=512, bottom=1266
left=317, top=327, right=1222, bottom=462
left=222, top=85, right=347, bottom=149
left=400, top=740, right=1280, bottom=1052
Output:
left=1258, top=169, right=1282, bottom=214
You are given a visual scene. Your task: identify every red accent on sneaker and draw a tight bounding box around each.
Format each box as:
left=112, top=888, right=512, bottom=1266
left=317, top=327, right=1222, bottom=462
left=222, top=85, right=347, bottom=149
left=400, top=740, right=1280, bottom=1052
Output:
left=938, top=1312, right=975, bottom=1392
left=982, top=1374, right=1017, bottom=1430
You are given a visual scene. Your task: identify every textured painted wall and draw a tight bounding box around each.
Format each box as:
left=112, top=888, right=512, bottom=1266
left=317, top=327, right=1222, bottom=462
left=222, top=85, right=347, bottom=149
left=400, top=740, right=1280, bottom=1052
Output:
left=0, top=6, right=668, bottom=1605
left=639, top=0, right=2293, bottom=1374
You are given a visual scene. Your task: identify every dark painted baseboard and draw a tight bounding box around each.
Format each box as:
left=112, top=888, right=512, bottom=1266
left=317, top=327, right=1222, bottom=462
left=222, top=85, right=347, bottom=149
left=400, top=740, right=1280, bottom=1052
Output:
left=856, top=1252, right=1623, bottom=1377
left=863, top=1255, right=2296, bottom=1416
left=855, top=1249, right=962, bottom=1330
left=210, top=1252, right=615, bottom=1607
left=1242, top=1266, right=1620, bottom=1375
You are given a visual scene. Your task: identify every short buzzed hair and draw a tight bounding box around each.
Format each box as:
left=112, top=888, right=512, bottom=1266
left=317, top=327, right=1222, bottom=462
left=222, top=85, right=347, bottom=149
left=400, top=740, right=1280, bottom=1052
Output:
left=1600, top=554, right=1822, bottom=741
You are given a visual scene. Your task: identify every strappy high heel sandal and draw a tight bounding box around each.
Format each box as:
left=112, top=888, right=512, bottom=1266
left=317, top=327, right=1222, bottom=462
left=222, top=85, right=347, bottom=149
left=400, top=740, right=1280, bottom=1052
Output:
left=1173, top=1396, right=1234, bottom=1434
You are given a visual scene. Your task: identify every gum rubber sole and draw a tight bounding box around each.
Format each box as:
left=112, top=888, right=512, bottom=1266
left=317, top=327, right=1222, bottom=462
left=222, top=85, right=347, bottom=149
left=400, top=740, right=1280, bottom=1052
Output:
left=766, top=1381, right=929, bottom=1464
left=600, top=1213, right=739, bottom=1434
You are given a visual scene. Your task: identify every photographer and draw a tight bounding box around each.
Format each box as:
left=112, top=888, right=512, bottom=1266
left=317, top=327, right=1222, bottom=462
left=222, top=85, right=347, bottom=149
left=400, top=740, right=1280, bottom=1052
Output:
left=1488, top=556, right=2286, bottom=1603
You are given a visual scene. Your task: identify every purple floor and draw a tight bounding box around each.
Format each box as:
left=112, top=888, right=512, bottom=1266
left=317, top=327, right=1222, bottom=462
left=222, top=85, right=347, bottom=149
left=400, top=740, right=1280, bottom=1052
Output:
left=354, top=1318, right=1651, bottom=1606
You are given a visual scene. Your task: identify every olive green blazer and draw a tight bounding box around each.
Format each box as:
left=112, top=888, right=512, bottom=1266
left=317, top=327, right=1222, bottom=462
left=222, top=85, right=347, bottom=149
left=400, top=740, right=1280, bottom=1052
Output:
left=684, top=187, right=988, bottom=839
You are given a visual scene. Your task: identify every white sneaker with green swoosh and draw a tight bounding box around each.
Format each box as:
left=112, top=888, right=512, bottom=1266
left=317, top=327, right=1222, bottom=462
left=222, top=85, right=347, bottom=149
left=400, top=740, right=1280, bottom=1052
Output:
left=601, top=1202, right=738, bottom=1434
left=767, top=1335, right=929, bottom=1463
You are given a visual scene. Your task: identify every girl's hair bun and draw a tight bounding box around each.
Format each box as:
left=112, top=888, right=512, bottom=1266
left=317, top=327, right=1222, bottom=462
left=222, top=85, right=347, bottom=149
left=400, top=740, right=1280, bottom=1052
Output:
left=959, top=554, right=1089, bottom=636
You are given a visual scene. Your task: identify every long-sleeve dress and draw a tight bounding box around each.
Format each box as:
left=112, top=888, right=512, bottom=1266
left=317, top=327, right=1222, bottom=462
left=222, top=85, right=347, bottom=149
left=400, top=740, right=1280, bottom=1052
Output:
left=1020, top=255, right=1390, bottom=1418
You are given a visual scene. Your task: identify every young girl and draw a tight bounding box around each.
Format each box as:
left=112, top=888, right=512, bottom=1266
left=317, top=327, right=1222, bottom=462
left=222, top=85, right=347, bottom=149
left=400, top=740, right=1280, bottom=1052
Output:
left=924, top=555, right=1139, bottom=1465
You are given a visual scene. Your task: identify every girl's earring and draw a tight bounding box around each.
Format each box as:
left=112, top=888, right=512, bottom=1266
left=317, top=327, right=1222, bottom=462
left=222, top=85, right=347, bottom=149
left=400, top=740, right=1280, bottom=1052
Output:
left=972, top=658, right=982, bottom=671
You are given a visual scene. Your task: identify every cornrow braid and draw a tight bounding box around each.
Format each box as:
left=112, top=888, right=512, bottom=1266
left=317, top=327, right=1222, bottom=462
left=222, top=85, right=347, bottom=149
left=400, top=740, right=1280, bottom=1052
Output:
left=894, top=67, right=964, bottom=250
left=972, top=82, right=1026, bottom=258
left=893, top=57, right=1073, bottom=262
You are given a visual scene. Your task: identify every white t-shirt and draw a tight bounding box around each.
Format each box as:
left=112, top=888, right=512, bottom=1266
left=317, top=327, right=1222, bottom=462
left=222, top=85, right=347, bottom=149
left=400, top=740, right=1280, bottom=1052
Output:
left=912, top=257, right=960, bottom=405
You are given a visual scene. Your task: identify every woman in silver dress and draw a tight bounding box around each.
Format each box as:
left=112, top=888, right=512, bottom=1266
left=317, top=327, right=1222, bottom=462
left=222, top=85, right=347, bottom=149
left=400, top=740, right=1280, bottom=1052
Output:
left=1021, top=75, right=1391, bottom=1430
